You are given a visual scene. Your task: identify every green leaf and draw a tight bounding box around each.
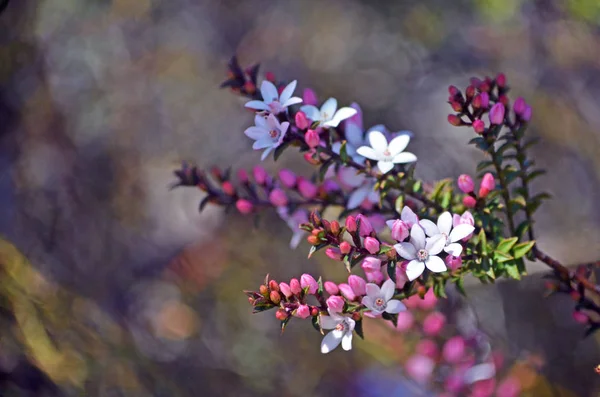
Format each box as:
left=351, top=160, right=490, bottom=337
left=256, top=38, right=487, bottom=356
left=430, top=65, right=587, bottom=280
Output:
left=476, top=161, right=494, bottom=172
left=515, top=220, right=530, bottom=240
left=440, top=191, right=452, bottom=209
left=526, top=169, right=546, bottom=182
left=523, top=137, right=540, bottom=150
left=469, top=137, right=489, bottom=151
left=496, top=237, right=518, bottom=253
left=382, top=312, right=398, bottom=327
left=493, top=250, right=514, bottom=263
left=339, top=141, right=349, bottom=164
left=412, top=180, right=422, bottom=193
left=455, top=277, right=466, bottom=297
left=252, top=303, right=275, bottom=313
left=354, top=319, right=364, bottom=339
left=308, top=243, right=327, bottom=259
left=280, top=316, right=291, bottom=333
left=505, top=264, right=521, bottom=280
left=311, top=315, right=324, bottom=335
left=379, top=245, right=394, bottom=254
left=430, top=180, right=449, bottom=200
left=478, top=229, right=487, bottom=256
left=433, top=280, right=447, bottom=298
left=387, top=261, right=396, bottom=283
left=512, top=241, right=535, bottom=259
left=395, top=195, right=404, bottom=215
left=317, top=277, right=324, bottom=295
left=273, top=140, right=292, bottom=161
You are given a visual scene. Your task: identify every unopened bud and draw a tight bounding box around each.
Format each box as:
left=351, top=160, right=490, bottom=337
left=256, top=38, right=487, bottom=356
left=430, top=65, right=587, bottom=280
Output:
left=307, top=235, right=320, bottom=245
left=330, top=220, right=340, bottom=236
left=269, top=280, right=279, bottom=292
left=447, top=114, right=462, bottom=126
left=573, top=310, right=588, bottom=324
left=465, top=85, right=476, bottom=98
left=298, top=178, right=318, bottom=199
left=237, top=169, right=249, bottom=183
left=253, top=166, right=268, bottom=185
left=339, top=241, right=352, bottom=255
left=221, top=181, right=236, bottom=196
left=278, top=169, right=297, bottom=188
left=301, top=274, right=319, bottom=295
left=450, top=101, right=463, bottom=112
left=473, top=119, right=485, bottom=134
left=352, top=312, right=361, bottom=321
left=489, top=103, right=505, bottom=125
left=275, top=309, right=288, bottom=321
left=265, top=71, right=276, bottom=83
left=305, top=129, right=320, bottom=148
left=324, top=281, right=340, bottom=295
left=457, top=174, right=475, bottom=193
left=243, top=81, right=256, bottom=94
left=448, top=85, right=460, bottom=97
left=290, top=278, right=302, bottom=295
left=270, top=290, right=281, bottom=304
left=235, top=199, right=254, bottom=215
left=295, top=111, right=310, bottom=130
left=303, top=151, right=321, bottom=165
left=356, top=214, right=373, bottom=237
left=326, top=295, right=345, bottom=313
left=463, top=195, right=477, bottom=208
left=259, top=285, right=268, bottom=296
left=310, top=210, right=322, bottom=227
left=310, top=307, right=319, bottom=316
left=345, top=216, right=357, bottom=233
left=295, top=304, right=310, bottom=319
left=496, top=73, right=506, bottom=88
left=279, top=282, right=293, bottom=298
left=303, top=88, right=318, bottom=106
left=325, top=248, right=343, bottom=261
left=269, top=188, right=288, bottom=207
left=364, top=237, right=380, bottom=254
left=478, top=173, right=496, bottom=198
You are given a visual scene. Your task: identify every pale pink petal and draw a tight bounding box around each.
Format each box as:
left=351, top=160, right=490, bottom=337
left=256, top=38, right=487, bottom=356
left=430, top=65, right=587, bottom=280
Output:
left=419, top=219, right=439, bottom=237
left=279, top=80, right=297, bottom=103
left=449, top=224, right=475, bottom=242
left=381, top=279, right=396, bottom=301
left=365, top=283, right=381, bottom=298
left=444, top=243, right=463, bottom=256
left=347, top=187, right=369, bottom=210
left=260, top=146, right=274, bottom=161
left=244, top=126, right=268, bottom=140
left=410, top=224, right=426, bottom=250
left=299, top=105, right=321, bottom=121
left=452, top=214, right=461, bottom=228
left=394, top=242, right=417, bottom=260
left=385, top=299, right=406, bottom=314
left=387, top=134, right=410, bottom=156
left=361, top=295, right=376, bottom=311
left=320, top=98, right=338, bottom=119
left=406, top=260, right=426, bottom=281
left=401, top=206, right=418, bottom=227
left=437, top=212, right=453, bottom=235
left=426, top=234, right=446, bottom=255
left=245, top=100, right=269, bottom=110
left=341, top=332, right=353, bottom=351
left=252, top=138, right=273, bottom=150
left=282, top=97, right=303, bottom=107
left=320, top=315, right=338, bottom=330
left=345, top=123, right=365, bottom=148
left=367, top=130, right=388, bottom=152
left=326, top=107, right=358, bottom=128
left=425, top=255, right=447, bottom=273
left=260, top=80, right=278, bottom=103
left=321, top=331, right=343, bottom=353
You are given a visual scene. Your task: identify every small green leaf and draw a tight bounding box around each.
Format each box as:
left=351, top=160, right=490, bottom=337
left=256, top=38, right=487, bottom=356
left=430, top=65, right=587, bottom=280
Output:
left=382, top=312, right=398, bottom=327
left=476, top=160, right=494, bottom=172
left=312, top=315, right=324, bottom=335
left=522, top=137, right=540, bottom=150
left=280, top=316, right=291, bottom=333
left=412, top=180, right=422, bottom=193
left=513, top=241, right=535, bottom=259
left=387, top=261, right=396, bottom=283
left=253, top=303, right=275, bottom=313
left=493, top=250, right=514, bottom=263
left=395, top=195, right=404, bottom=215
left=379, top=245, right=394, bottom=254
left=478, top=229, right=487, bottom=256
left=496, top=237, right=518, bottom=253
left=505, top=264, right=521, bottom=280
left=455, top=277, right=466, bottom=296
left=433, top=280, right=447, bottom=298
left=526, top=169, right=546, bottom=182
left=440, top=191, right=452, bottom=209
left=318, top=159, right=334, bottom=181
left=317, top=277, right=324, bottom=295
left=515, top=220, right=530, bottom=240
left=339, top=141, right=349, bottom=164
left=354, top=319, right=364, bottom=339
left=308, top=243, right=327, bottom=259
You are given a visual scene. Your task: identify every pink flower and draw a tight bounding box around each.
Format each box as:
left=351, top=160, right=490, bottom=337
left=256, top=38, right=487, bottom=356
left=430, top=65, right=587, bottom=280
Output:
left=348, top=275, right=367, bottom=296
left=573, top=310, right=588, bottom=324
left=365, top=270, right=383, bottom=284
left=338, top=283, right=356, bottom=301
left=394, top=310, right=414, bottom=331
left=339, top=241, right=351, bottom=254
left=488, top=103, right=505, bottom=125
left=345, top=215, right=357, bottom=233
left=395, top=262, right=409, bottom=289
left=326, top=295, right=345, bottom=313
left=298, top=178, right=318, bottom=199
left=405, top=355, right=435, bottom=384
left=301, top=274, right=318, bottom=295
left=445, top=255, right=463, bottom=271
left=290, top=278, right=302, bottom=295
left=416, top=339, right=438, bottom=359
left=479, top=92, right=490, bottom=108
left=236, top=199, right=253, bottom=214
left=419, top=288, right=438, bottom=310
left=305, top=129, right=320, bottom=148
left=278, top=169, right=296, bottom=188
left=458, top=174, right=475, bottom=193
left=496, top=376, right=521, bottom=397
left=303, top=88, right=318, bottom=106
left=269, top=188, right=288, bottom=207
left=473, top=119, right=485, bottom=134
left=295, top=304, right=310, bottom=319
left=463, top=195, right=477, bottom=208
left=295, top=111, right=310, bottom=130
left=356, top=214, right=373, bottom=237
left=387, top=219, right=410, bottom=241
left=479, top=173, right=495, bottom=198
left=442, top=336, right=466, bottom=363
left=513, top=97, right=526, bottom=115
left=279, top=282, right=293, bottom=298
left=404, top=294, right=421, bottom=309
left=423, top=312, right=446, bottom=336
left=325, top=247, right=342, bottom=261
left=324, top=281, right=339, bottom=295
left=253, top=166, right=268, bottom=185
left=364, top=237, right=380, bottom=254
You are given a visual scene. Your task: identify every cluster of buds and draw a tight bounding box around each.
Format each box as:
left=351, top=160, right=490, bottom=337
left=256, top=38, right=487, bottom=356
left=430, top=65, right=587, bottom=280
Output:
left=219, top=56, right=261, bottom=97
left=457, top=173, right=496, bottom=208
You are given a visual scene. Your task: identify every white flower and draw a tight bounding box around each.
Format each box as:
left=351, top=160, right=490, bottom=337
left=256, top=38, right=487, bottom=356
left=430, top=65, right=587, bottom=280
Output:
left=394, top=224, right=447, bottom=281
left=463, top=362, right=496, bottom=384
left=337, top=167, right=379, bottom=210
left=244, top=114, right=290, bottom=161
left=320, top=310, right=356, bottom=354
left=361, top=279, right=406, bottom=315
left=245, top=80, right=302, bottom=114
left=300, top=98, right=357, bottom=128
left=419, top=212, right=475, bottom=256
left=356, top=130, right=417, bottom=174
left=277, top=207, right=308, bottom=249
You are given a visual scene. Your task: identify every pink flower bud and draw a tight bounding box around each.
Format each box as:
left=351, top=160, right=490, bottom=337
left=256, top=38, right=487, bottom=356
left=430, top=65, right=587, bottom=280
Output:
left=290, top=278, right=302, bottom=295
left=479, top=172, right=495, bottom=198
left=326, top=295, right=345, bottom=313
left=450, top=101, right=463, bottom=112
left=473, top=119, right=486, bottom=134
left=303, top=151, right=320, bottom=165
left=395, top=262, right=409, bottom=289
left=237, top=169, right=249, bottom=183
left=364, top=270, right=384, bottom=284
left=419, top=288, right=438, bottom=310
left=389, top=219, right=410, bottom=241
left=522, top=105, right=532, bottom=121
left=442, top=336, right=466, bottom=363
left=345, top=216, right=357, bottom=233
left=463, top=195, right=477, bottom=208
left=278, top=169, right=296, bottom=188
left=445, top=255, right=463, bottom=271
left=404, top=294, right=420, bottom=309
left=496, top=376, right=521, bottom=397
left=298, top=178, right=317, bottom=199
left=448, top=85, right=460, bottom=97
left=416, top=339, right=438, bottom=359
left=279, top=282, right=293, bottom=298
left=513, top=97, right=526, bottom=115
left=466, top=83, right=477, bottom=96
left=363, top=237, right=380, bottom=254
left=361, top=257, right=382, bottom=272
left=264, top=71, right=276, bottom=82
left=303, top=88, right=318, bottom=106
left=324, top=281, right=339, bottom=295
left=573, top=310, right=588, bottom=324
left=457, top=174, right=474, bottom=193
left=444, top=372, right=464, bottom=393
left=471, top=379, right=496, bottom=397
left=394, top=310, right=414, bottom=331
left=423, top=312, right=446, bottom=336
left=304, top=129, right=320, bottom=148
left=300, top=274, right=318, bottom=295
left=448, top=114, right=462, bottom=126
left=496, top=73, right=506, bottom=87
left=221, top=181, right=236, bottom=196
left=339, top=241, right=351, bottom=255
left=488, top=103, right=505, bottom=125
left=253, top=166, right=268, bottom=185
left=348, top=275, right=367, bottom=296
left=325, top=247, right=342, bottom=261
left=235, top=199, right=253, bottom=214
left=295, top=304, right=310, bottom=319
left=295, top=111, right=310, bottom=130
left=480, top=92, right=490, bottom=108
left=356, top=214, right=373, bottom=237
left=405, top=355, right=435, bottom=384
left=338, top=283, right=356, bottom=301
left=269, top=188, right=288, bottom=207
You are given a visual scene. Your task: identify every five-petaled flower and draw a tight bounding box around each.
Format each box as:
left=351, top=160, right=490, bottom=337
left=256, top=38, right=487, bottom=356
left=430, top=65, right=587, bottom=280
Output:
left=394, top=224, right=447, bottom=281
left=419, top=212, right=475, bottom=256
left=337, top=167, right=379, bottom=210
left=244, top=114, right=290, bottom=160
left=320, top=310, right=356, bottom=354
left=356, top=130, right=417, bottom=174
left=300, top=98, right=357, bottom=128
left=361, top=279, right=406, bottom=315
left=245, top=80, right=302, bottom=114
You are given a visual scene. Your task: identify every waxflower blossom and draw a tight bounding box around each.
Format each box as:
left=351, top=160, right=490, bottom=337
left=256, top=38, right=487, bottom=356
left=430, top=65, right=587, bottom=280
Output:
left=320, top=310, right=356, bottom=354
left=419, top=211, right=475, bottom=256
left=332, top=103, right=367, bottom=164
left=394, top=224, right=447, bottom=281
left=300, top=97, right=357, bottom=128
left=244, top=114, right=290, bottom=160
left=361, top=279, right=406, bottom=315
left=244, top=80, right=302, bottom=114
left=337, top=167, right=379, bottom=210
left=356, top=130, right=417, bottom=174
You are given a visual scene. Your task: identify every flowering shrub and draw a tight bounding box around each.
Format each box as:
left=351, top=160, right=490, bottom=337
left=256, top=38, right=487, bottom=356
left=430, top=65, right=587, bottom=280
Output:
left=172, top=56, right=600, bottom=394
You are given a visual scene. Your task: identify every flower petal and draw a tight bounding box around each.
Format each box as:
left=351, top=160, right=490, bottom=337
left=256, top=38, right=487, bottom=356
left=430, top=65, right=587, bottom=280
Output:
left=381, top=279, right=396, bottom=301
left=266, top=113, right=281, bottom=129
left=341, top=332, right=353, bottom=351
left=361, top=295, right=375, bottom=311
left=345, top=123, right=365, bottom=148
left=282, top=96, right=303, bottom=108
left=260, top=80, right=278, bottom=103
left=338, top=167, right=365, bottom=187
left=437, top=212, right=453, bottom=236
left=388, top=134, right=410, bottom=156
left=444, top=243, right=463, bottom=256
left=260, top=146, right=274, bottom=161
left=410, top=224, right=426, bottom=250
left=244, top=126, right=268, bottom=140
left=244, top=100, right=269, bottom=110
left=406, top=260, right=426, bottom=281
left=401, top=206, right=418, bottom=227
left=327, top=107, right=358, bottom=128
left=386, top=219, right=398, bottom=229
left=320, top=98, right=338, bottom=120
left=365, top=283, right=381, bottom=298
left=391, top=152, right=417, bottom=164
left=356, top=146, right=379, bottom=160
left=449, top=224, right=475, bottom=242
left=279, top=80, right=297, bottom=103
left=299, top=105, right=321, bottom=121
left=425, top=234, right=446, bottom=255
left=290, top=231, right=305, bottom=249
left=253, top=138, right=274, bottom=150
left=394, top=242, right=417, bottom=260
left=463, top=363, right=496, bottom=384
left=377, top=160, right=394, bottom=174
left=347, top=187, right=369, bottom=210
left=367, top=130, right=388, bottom=153
left=419, top=219, right=439, bottom=237
left=452, top=214, right=461, bottom=228
left=425, top=255, right=447, bottom=273
left=255, top=114, right=268, bottom=128
left=321, top=331, right=343, bottom=354
left=385, top=299, right=406, bottom=314
left=320, top=315, right=339, bottom=330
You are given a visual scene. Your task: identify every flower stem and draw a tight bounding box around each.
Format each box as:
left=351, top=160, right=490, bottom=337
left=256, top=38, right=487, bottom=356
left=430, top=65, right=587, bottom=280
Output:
left=487, top=134, right=517, bottom=235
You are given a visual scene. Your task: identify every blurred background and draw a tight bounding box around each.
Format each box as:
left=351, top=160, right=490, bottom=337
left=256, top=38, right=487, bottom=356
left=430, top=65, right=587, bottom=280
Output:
left=0, top=0, right=600, bottom=395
